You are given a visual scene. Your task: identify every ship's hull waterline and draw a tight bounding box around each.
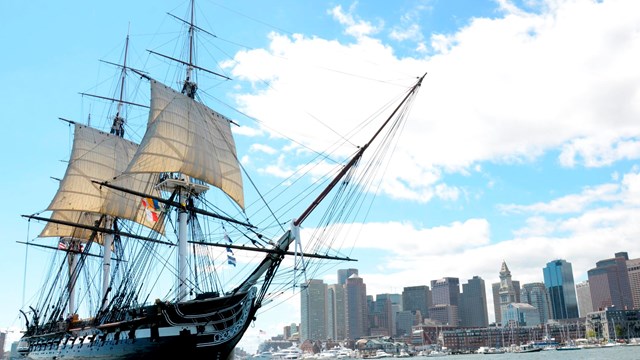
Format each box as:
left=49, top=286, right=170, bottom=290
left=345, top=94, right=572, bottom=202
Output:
left=18, top=289, right=257, bottom=360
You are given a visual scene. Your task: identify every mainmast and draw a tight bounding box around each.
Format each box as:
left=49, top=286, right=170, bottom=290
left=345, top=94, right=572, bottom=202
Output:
left=181, top=0, right=197, bottom=99
left=101, top=33, right=129, bottom=311
left=164, top=0, right=208, bottom=302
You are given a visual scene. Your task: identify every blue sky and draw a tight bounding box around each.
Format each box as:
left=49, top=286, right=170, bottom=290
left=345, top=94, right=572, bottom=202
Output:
left=2, top=0, right=640, bottom=353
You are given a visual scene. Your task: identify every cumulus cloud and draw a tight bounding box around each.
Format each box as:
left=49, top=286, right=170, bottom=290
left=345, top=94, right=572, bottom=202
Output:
left=329, top=5, right=382, bottom=39
left=229, top=0, right=640, bottom=204
left=499, top=183, right=620, bottom=214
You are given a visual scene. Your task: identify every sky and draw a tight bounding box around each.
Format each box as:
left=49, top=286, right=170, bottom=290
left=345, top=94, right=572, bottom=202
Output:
left=2, top=0, right=640, bottom=354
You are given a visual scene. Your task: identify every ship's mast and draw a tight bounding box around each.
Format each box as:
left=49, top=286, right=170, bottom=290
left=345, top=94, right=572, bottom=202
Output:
left=68, top=241, right=78, bottom=315
left=181, top=0, right=197, bottom=99
left=101, top=33, right=130, bottom=311
left=177, top=0, right=197, bottom=302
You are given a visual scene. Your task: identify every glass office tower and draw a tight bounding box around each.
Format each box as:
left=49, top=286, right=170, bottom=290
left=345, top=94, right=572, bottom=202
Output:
left=543, top=259, right=579, bottom=319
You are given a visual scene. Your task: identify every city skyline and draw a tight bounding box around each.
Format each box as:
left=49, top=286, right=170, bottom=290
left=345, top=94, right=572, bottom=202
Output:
left=299, top=251, right=639, bottom=342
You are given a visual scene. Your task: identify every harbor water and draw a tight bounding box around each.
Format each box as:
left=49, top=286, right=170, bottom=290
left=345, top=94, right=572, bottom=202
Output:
left=414, top=345, right=639, bottom=359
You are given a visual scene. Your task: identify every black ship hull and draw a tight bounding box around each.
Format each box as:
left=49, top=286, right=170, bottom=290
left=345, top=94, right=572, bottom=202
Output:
left=16, top=288, right=257, bottom=360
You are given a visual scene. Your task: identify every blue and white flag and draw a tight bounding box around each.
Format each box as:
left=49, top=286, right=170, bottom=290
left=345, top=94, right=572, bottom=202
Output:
left=225, top=232, right=236, bottom=266
left=227, top=254, right=236, bottom=267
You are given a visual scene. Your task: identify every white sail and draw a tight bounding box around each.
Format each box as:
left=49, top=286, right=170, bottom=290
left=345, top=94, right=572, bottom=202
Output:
left=40, top=210, right=102, bottom=242
left=125, top=80, right=244, bottom=208
left=46, top=124, right=163, bottom=232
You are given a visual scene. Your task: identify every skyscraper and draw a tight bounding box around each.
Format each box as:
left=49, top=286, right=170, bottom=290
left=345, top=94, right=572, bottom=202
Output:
left=491, top=283, right=501, bottom=324
left=588, top=252, right=634, bottom=311
left=300, top=279, right=328, bottom=341
left=459, top=276, right=489, bottom=328
left=543, top=259, right=579, bottom=319
left=371, top=294, right=394, bottom=336
left=628, top=257, right=640, bottom=309
left=430, top=277, right=460, bottom=326
left=345, top=274, right=368, bottom=339
left=431, top=277, right=460, bottom=306
left=521, top=282, right=552, bottom=324
left=327, top=284, right=346, bottom=340
left=338, top=268, right=359, bottom=285
left=395, top=310, right=415, bottom=337
left=575, top=280, right=593, bottom=317
left=402, top=285, right=432, bottom=321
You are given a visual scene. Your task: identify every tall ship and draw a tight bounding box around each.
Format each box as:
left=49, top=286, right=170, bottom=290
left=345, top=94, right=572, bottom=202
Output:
left=14, top=2, right=424, bottom=359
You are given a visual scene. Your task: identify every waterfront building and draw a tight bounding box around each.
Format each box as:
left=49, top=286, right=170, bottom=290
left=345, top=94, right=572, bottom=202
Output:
left=338, top=268, right=359, bottom=285
left=402, top=285, right=431, bottom=321
left=543, top=259, right=579, bottom=319
left=327, top=284, right=346, bottom=340
left=521, top=282, right=552, bottom=324
left=410, top=324, right=456, bottom=347
left=459, top=276, right=489, bottom=328
left=502, top=303, right=541, bottom=327
left=439, top=324, right=569, bottom=353
left=628, top=256, right=640, bottom=309
left=585, top=307, right=640, bottom=341
left=345, top=274, right=368, bottom=339
left=300, top=279, right=328, bottom=341
left=588, top=252, right=634, bottom=311
left=575, top=280, right=594, bottom=317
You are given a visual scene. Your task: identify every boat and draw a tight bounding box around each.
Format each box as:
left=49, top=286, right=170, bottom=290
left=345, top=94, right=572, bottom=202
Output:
left=12, top=2, right=426, bottom=360
left=477, top=346, right=505, bottom=354
left=320, top=345, right=354, bottom=359
left=426, top=349, right=448, bottom=357
left=371, top=349, right=393, bottom=358
left=394, top=349, right=411, bottom=358
left=254, top=351, right=276, bottom=359
left=515, top=343, right=542, bottom=353
left=273, top=345, right=304, bottom=360
left=556, top=345, right=581, bottom=351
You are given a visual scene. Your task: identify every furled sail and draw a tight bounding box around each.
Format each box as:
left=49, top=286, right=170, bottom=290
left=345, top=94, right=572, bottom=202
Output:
left=125, top=80, right=244, bottom=208
left=46, top=124, right=163, bottom=232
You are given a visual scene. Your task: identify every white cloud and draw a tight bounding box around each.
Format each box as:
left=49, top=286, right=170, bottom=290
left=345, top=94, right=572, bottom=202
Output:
left=560, top=136, right=640, bottom=168
left=229, top=0, right=640, bottom=203
left=390, top=23, right=422, bottom=42
left=499, top=183, right=620, bottom=214
left=233, top=125, right=264, bottom=137
left=329, top=5, right=382, bottom=39
left=250, top=143, right=278, bottom=155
